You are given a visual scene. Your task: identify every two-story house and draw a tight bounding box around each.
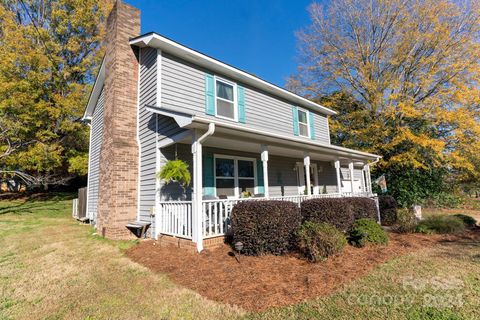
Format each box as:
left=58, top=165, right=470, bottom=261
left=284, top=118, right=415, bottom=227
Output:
left=82, top=1, right=380, bottom=251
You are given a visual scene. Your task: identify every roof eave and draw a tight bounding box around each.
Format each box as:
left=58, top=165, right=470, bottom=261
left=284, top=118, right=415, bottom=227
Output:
left=82, top=57, right=105, bottom=120
left=130, top=32, right=337, bottom=116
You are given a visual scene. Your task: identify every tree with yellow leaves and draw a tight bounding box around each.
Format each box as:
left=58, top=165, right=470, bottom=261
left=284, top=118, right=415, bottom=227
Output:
left=291, top=0, right=480, bottom=205
left=0, top=0, right=112, bottom=189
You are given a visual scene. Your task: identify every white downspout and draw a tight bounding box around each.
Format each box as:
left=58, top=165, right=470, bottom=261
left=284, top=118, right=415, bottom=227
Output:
left=85, top=122, right=93, bottom=223
left=367, top=157, right=381, bottom=194
left=191, top=123, right=215, bottom=253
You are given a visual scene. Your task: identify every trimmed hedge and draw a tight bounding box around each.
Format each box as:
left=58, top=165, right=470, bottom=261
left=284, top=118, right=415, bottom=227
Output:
left=378, top=195, right=398, bottom=226
left=349, top=218, right=389, bottom=247
left=230, top=200, right=302, bottom=255
left=346, top=197, right=378, bottom=220
left=296, top=221, right=347, bottom=262
left=301, top=198, right=355, bottom=232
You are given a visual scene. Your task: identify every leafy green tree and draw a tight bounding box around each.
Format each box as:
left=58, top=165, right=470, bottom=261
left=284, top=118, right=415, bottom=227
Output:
left=0, top=0, right=112, bottom=189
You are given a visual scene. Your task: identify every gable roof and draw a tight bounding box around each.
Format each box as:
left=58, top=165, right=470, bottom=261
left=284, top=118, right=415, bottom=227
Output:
left=129, top=32, right=336, bottom=116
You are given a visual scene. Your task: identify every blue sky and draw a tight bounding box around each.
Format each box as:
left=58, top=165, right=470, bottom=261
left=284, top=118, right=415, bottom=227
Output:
left=127, top=0, right=318, bottom=87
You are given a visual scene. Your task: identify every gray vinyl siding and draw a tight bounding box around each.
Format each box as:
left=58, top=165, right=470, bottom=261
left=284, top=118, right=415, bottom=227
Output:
left=161, top=53, right=331, bottom=144
left=138, top=47, right=158, bottom=230
left=87, top=87, right=105, bottom=220
left=340, top=167, right=364, bottom=181
left=157, top=115, right=187, bottom=143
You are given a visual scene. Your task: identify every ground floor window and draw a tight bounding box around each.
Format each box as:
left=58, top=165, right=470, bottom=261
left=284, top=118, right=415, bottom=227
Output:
left=214, top=155, right=256, bottom=198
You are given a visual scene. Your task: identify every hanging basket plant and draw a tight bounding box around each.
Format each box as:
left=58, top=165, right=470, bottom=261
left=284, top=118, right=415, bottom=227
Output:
left=157, top=159, right=191, bottom=187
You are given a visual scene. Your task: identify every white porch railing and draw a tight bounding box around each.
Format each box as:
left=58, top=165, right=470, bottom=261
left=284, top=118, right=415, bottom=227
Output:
left=157, top=193, right=376, bottom=239
left=157, top=201, right=193, bottom=239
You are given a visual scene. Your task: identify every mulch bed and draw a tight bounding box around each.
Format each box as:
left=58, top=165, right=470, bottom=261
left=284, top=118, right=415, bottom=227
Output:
left=126, top=231, right=480, bottom=311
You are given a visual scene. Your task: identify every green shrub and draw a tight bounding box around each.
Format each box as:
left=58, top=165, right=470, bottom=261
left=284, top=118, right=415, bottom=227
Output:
left=300, top=198, right=354, bottom=232
left=346, top=197, right=378, bottom=220
left=395, top=209, right=418, bottom=233
left=349, top=218, right=389, bottom=247
left=378, top=195, right=398, bottom=226
left=416, top=215, right=466, bottom=234
left=230, top=200, right=301, bottom=255
left=424, top=193, right=463, bottom=208
left=453, top=214, right=477, bottom=229
left=296, top=221, right=347, bottom=262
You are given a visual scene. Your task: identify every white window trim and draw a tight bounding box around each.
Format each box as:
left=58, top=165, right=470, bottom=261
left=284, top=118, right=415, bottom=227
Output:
left=297, top=107, right=310, bottom=138
left=213, top=154, right=257, bottom=198
left=214, top=76, right=238, bottom=122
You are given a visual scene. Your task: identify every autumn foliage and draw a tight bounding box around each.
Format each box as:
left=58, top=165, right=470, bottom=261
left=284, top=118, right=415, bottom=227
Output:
left=291, top=0, right=480, bottom=205
left=0, top=0, right=112, bottom=188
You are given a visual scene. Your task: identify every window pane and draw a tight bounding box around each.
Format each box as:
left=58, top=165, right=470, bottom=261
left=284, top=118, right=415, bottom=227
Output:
left=239, top=179, right=255, bottom=194
left=238, top=160, right=254, bottom=178
left=215, top=158, right=234, bottom=177
left=299, top=123, right=309, bottom=137
left=217, top=99, right=235, bottom=119
left=216, top=179, right=235, bottom=197
left=216, top=81, right=234, bottom=101
left=298, top=110, right=307, bottom=124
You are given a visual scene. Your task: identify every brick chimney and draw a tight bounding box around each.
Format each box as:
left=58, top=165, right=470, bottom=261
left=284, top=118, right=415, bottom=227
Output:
left=97, top=1, right=140, bottom=239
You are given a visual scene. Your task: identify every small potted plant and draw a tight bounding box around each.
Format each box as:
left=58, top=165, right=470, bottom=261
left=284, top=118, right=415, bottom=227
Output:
left=241, top=191, right=252, bottom=198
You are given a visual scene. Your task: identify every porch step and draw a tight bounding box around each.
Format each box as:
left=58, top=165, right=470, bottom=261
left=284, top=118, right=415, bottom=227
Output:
left=126, top=221, right=151, bottom=238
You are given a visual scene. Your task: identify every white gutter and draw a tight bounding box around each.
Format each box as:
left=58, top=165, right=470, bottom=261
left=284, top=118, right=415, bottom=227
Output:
left=192, top=123, right=215, bottom=253
left=146, top=104, right=380, bottom=160
left=191, top=115, right=380, bottom=160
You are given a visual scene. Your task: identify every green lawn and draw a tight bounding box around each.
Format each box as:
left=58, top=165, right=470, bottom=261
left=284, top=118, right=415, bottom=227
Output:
left=0, top=194, right=479, bottom=320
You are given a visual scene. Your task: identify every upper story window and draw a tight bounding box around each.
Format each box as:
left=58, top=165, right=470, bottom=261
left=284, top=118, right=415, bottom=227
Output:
left=215, top=78, right=237, bottom=120
left=297, top=108, right=310, bottom=137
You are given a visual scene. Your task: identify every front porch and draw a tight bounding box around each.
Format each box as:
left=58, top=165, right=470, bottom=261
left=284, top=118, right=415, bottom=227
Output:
left=153, top=124, right=379, bottom=251
left=156, top=192, right=374, bottom=242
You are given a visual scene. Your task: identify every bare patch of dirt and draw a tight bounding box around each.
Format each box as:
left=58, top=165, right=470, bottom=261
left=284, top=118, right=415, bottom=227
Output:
left=126, top=231, right=480, bottom=311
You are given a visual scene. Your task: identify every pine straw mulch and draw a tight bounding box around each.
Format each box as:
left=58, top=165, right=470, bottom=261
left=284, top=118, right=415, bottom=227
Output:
left=125, top=230, right=480, bottom=311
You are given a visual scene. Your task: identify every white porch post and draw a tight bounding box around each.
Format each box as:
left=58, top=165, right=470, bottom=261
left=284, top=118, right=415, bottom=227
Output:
left=190, top=124, right=215, bottom=253
left=334, top=160, right=342, bottom=195
left=191, top=132, right=203, bottom=252
left=349, top=160, right=355, bottom=194
left=261, top=145, right=269, bottom=198
left=362, top=164, right=369, bottom=193
left=304, top=152, right=311, bottom=196
left=366, top=164, right=372, bottom=194
left=360, top=163, right=366, bottom=193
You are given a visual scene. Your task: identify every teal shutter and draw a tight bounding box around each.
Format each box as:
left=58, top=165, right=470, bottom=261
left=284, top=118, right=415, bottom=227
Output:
left=205, top=74, right=215, bottom=116
left=256, top=160, right=265, bottom=195
left=308, top=111, right=315, bottom=140
left=237, top=85, right=246, bottom=123
left=203, top=153, right=215, bottom=196
left=292, top=106, right=299, bottom=136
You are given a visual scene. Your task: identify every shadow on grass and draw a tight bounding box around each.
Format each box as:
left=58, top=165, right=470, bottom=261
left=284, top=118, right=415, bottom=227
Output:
left=0, top=192, right=75, bottom=216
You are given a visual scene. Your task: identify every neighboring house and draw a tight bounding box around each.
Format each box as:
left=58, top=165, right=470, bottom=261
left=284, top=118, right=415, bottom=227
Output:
left=82, top=1, right=380, bottom=251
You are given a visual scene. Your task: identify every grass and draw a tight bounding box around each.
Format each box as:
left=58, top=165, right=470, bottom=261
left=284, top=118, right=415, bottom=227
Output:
left=1, top=194, right=479, bottom=319
left=0, top=194, right=242, bottom=320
